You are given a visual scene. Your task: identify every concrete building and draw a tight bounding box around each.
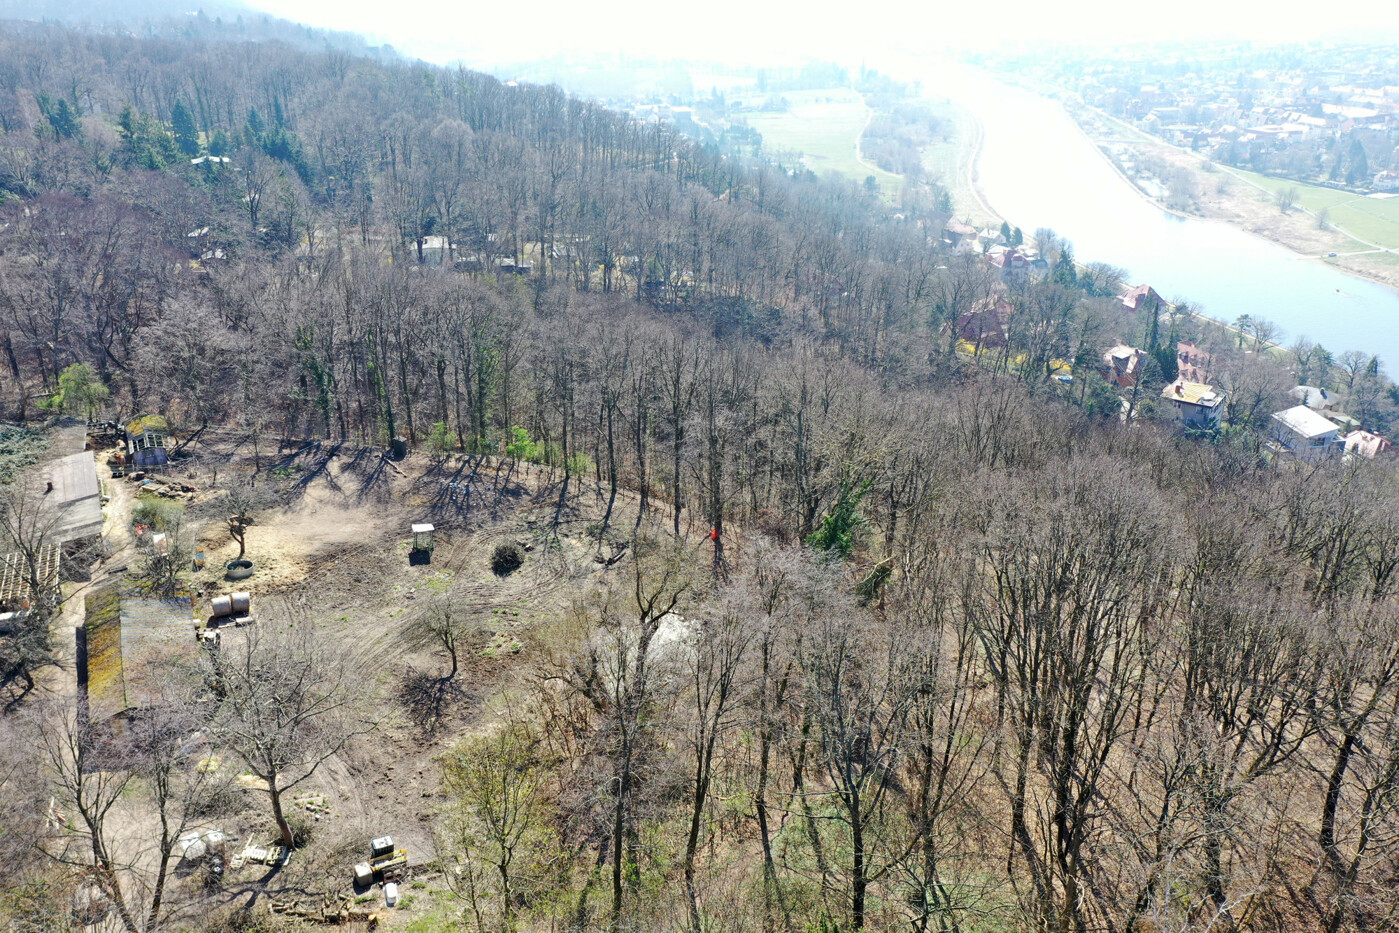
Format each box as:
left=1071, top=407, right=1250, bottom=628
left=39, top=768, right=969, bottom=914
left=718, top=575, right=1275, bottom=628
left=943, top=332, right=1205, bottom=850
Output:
left=1271, top=405, right=1341, bottom=460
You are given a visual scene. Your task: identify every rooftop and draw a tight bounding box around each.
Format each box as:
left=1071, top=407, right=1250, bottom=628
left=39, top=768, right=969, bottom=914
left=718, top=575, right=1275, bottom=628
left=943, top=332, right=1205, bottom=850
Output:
left=41, top=451, right=104, bottom=544
left=1289, top=385, right=1336, bottom=410
left=1272, top=405, right=1341, bottom=438
left=1345, top=431, right=1391, bottom=459
left=84, top=589, right=196, bottom=722
left=1121, top=284, right=1160, bottom=310
left=0, top=545, right=61, bottom=610
left=1161, top=379, right=1223, bottom=407
left=126, top=414, right=170, bottom=436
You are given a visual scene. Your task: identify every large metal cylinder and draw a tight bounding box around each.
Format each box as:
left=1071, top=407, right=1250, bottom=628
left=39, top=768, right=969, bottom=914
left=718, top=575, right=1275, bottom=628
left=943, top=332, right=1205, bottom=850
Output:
left=210, top=595, right=232, bottom=617
left=230, top=592, right=251, bottom=615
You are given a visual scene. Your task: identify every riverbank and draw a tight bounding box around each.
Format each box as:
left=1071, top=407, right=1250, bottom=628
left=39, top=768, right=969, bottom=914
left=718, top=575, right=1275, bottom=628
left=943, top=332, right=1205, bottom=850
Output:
left=1062, top=99, right=1399, bottom=293
left=908, top=61, right=1399, bottom=364
left=921, top=80, right=1293, bottom=359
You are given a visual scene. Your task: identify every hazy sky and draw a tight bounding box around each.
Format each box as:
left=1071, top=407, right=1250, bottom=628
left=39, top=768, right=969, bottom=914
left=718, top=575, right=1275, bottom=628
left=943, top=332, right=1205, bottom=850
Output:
left=250, top=0, right=1399, bottom=70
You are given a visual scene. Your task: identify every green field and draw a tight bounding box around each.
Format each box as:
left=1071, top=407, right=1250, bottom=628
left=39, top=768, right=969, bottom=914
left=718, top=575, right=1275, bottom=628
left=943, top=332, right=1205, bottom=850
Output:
left=917, top=95, right=996, bottom=224
left=1223, top=168, right=1399, bottom=249
left=745, top=88, right=901, bottom=195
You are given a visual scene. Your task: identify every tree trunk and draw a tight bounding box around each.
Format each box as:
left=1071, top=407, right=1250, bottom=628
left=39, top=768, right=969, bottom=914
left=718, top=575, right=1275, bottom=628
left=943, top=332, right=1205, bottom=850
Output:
left=851, top=793, right=867, bottom=930
left=270, top=776, right=294, bottom=849
left=1320, top=729, right=1356, bottom=873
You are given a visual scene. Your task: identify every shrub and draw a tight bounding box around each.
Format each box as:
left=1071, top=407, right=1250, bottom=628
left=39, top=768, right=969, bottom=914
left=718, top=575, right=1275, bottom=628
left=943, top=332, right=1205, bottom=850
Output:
left=503, top=426, right=542, bottom=462
left=428, top=421, right=455, bottom=456
left=186, top=779, right=244, bottom=820
left=283, top=812, right=315, bottom=849
left=132, top=497, right=185, bottom=532
left=491, top=542, right=523, bottom=576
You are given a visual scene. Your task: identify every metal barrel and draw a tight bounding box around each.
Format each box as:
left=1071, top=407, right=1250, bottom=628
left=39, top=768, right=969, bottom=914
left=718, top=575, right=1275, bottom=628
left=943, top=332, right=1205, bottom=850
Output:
left=230, top=592, right=251, bottom=615
left=210, top=595, right=232, bottom=617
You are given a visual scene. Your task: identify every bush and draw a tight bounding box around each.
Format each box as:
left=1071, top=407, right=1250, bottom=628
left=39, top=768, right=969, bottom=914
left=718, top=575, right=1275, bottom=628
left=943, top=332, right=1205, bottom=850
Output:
left=186, top=779, right=244, bottom=820
left=491, top=542, right=523, bottom=576
left=503, top=426, right=542, bottom=462
left=428, top=421, right=455, bottom=456
left=132, top=497, right=185, bottom=531
left=283, top=812, right=315, bottom=849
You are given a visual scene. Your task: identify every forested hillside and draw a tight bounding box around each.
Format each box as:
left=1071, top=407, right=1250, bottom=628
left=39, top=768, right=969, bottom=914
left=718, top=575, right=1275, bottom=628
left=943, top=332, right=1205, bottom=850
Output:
left=2, top=18, right=1399, bottom=933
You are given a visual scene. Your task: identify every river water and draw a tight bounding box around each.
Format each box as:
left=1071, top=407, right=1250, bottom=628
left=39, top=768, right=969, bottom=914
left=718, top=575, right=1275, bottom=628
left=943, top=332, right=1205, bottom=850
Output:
left=915, top=62, right=1399, bottom=369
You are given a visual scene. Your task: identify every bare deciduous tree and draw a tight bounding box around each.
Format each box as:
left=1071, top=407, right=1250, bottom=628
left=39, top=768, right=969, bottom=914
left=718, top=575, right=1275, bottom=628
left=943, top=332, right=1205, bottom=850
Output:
left=209, top=614, right=371, bottom=849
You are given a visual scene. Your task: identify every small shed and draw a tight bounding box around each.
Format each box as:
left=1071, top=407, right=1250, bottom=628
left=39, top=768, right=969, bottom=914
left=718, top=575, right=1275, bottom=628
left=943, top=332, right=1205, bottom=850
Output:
left=411, top=524, right=435, bottom=553
left=125, top=414, right=171, bottom=469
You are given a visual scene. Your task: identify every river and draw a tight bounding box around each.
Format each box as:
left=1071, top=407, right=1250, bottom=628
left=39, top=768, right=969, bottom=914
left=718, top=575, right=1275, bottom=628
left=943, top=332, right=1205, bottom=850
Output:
left=914, top=61, right=1399, bottom=369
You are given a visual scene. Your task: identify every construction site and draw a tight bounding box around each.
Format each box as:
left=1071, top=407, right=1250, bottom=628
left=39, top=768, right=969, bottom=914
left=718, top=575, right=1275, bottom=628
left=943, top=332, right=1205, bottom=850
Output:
left=18, top=417, right=656, bottom=931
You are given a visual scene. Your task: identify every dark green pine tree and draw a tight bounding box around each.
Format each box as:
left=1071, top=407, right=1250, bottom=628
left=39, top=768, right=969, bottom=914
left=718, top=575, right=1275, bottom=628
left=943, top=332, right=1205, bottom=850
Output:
left=209, top=129, right=232, bottom=157
left=47, top=97, right=83, bottom=141
left=1051, top=244, right=1077, bottom=287
left=171, top=101, right=200, bottom=156
left=116, top=105, right=180, bottom=170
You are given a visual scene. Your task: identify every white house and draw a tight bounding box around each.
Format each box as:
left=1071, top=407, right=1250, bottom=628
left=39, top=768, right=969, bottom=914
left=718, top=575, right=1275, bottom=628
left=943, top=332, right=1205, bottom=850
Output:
left=1271, top=405, right=1341, bottom=460
left=1160, top=379, right=1225, bottom=428
left=419, top=236, right=453, bottom=266
left=1289, top=384, right=1340, bottom=411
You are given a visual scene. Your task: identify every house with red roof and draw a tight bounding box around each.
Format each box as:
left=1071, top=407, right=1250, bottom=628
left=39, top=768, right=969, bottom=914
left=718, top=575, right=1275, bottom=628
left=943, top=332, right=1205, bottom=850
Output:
left=950, top=295, right=1014, bottom=351
left=1122, top=284, right=1163, bottom=313
left=1344, top=430, right=1392, bottom=460
left=1176, top=341, right=1212, bottom=382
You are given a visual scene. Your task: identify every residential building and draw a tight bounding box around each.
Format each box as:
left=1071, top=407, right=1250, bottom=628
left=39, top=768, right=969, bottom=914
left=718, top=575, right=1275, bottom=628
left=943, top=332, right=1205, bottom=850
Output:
left=1160, top=378, right=1225, bottom=428
left=419, top=235, right=454, bottom=266
left=1121, top=284, right=1163, bottom=313
left=1271, top=405, right=1341, bottom=460
left=950, top=295, right=1013, bottom=350
left=985, top=245, right=1030, bottom=275
left=1176, top=340, right=1212, bottom=382
left=944, top=220, right=978, bottom=250
left=1102, top=344, right=1148, bottom=388
left=1344, top=430, right=1392, bottom=459
left=1289, top=384, right=1340, bottom=412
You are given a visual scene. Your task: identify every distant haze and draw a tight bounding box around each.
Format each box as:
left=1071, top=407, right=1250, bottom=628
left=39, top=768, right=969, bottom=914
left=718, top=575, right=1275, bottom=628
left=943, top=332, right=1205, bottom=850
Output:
left=249, top=0, right=1399, bottom=69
